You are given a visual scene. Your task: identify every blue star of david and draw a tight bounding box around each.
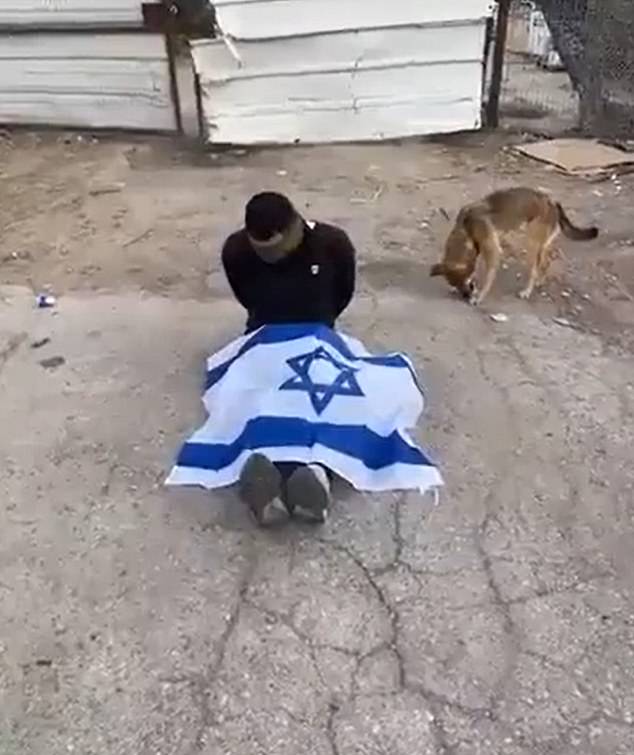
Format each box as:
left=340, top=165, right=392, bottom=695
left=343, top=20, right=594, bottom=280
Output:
left=279, top=346, right=364, bottom=415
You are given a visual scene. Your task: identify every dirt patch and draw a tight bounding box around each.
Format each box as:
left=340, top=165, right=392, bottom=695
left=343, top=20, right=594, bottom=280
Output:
left=602, top=255, right=634, bottom=300
left=1, top=128, right=633, bottom=353
left=360, top=260, right=430, bottom=297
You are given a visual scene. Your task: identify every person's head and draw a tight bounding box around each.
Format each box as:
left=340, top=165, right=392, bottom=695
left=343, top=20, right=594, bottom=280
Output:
left=245, top=192, right=304, bottom=263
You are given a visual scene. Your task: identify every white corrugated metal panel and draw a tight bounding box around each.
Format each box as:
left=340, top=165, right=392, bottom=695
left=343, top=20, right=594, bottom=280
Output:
left=0, top=34, right=176, bottom=131
left=196, top=58, right=484, bottom=144
left=192, top=5, right=490, bottom=145
left=0, top=0, right=143, bottom=28
left=195, top=23, right=485, bottom=79
left=213, top=0, right=494, bottom=39
left=200, top=67, right=484, bottom=145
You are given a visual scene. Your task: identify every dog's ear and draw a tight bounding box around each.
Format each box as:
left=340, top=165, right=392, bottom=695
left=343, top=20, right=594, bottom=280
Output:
left=430, top=263, right=446, bottom=278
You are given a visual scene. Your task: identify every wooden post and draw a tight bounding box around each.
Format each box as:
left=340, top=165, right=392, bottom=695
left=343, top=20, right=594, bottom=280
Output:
left=486, top=0, right=512, bottom=128
left=194, top=69, right=206, bottom=141
left=165, top=31, right=184, bottom=135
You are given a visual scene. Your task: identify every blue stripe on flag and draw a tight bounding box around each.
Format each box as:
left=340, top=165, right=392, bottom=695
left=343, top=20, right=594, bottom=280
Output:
left=205, top=323, right=416, bottom=391
left=176, top=416, right=433, bottom=472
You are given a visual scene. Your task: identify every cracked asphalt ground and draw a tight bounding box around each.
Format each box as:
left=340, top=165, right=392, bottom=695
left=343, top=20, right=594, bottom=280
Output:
left=1, top=132, right=634, bottom=754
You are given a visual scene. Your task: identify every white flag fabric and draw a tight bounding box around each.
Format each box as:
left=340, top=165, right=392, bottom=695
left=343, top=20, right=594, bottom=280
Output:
left=166, top=324, right=443, bottom=493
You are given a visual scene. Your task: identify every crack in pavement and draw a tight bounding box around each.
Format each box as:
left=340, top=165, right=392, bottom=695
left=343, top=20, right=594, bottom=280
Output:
left=0, top=332, right=27, bottom=373
left=184, top=537, right=260, bottom=751
left=321, top=540, right=487, bottom=754
left=473, top=507, right=522, bottom=720
left=325, top=700, right=343, bottom=755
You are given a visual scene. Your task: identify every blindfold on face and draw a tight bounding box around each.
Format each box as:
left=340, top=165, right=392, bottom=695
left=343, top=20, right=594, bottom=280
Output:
left=247, top=214, right=305, bottom=263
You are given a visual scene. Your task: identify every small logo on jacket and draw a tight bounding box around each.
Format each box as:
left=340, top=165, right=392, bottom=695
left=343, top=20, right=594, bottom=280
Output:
left=311, top=265, right=320, bottom=276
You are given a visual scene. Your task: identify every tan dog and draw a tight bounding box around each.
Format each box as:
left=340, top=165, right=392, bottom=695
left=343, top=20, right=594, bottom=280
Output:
left=430, top=187, right=599, bottom=305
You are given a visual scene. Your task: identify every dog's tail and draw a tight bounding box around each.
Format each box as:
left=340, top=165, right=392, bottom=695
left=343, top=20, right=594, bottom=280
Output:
left=557, top=202, right=599, bottom=241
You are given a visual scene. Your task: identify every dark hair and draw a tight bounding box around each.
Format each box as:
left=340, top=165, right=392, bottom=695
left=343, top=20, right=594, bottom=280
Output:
left=245, top=192, right=296, bottom=241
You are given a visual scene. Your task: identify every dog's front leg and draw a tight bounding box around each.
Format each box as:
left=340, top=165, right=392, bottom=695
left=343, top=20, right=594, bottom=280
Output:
left=470, top=256, right=498, bottom=305
left=468, top=228, right=500, bottom=306
left=518, top=263, right=539, bottom=300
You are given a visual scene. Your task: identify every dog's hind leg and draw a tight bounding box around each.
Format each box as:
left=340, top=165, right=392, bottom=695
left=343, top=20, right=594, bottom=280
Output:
left=518, top=258, right=540, bottom=300
left=519, top=221, right=557, bottom=300
left=536, top=227, right=560, bottom=286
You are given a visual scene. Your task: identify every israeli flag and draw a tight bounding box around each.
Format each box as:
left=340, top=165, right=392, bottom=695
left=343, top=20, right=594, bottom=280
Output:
left=167, top=324, right=442, bottom=494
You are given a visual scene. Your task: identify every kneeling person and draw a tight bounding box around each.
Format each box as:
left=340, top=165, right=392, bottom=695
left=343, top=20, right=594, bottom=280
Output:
left=221, top=192, right=357, bottom=524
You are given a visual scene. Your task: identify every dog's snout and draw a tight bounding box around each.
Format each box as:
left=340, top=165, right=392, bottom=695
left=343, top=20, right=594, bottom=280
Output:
left=462, top=280, right=475, bottom=299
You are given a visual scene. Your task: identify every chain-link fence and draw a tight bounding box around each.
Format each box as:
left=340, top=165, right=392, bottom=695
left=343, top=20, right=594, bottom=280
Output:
left=495, top=0, right=634, bottom=138
left=581, top=0, right=634, bottom=138
left=498, top=0, right=579, bottom=133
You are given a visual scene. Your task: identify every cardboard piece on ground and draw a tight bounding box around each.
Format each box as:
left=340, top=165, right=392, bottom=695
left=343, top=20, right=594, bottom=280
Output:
left=513, top=138, right=634, bottom=177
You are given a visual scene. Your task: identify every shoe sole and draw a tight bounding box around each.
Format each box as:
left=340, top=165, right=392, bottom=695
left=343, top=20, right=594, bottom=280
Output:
left=238, top=454, right=283, bottom=526
left=286, top=467, right=330, bottom=523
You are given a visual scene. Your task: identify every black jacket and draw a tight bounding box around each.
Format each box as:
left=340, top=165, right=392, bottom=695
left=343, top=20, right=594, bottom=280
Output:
left=222, top=221, right=356, bottom=333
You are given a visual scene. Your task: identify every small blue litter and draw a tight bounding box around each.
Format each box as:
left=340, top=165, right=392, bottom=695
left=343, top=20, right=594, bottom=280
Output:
left=36, top=294, right=56, bottom=309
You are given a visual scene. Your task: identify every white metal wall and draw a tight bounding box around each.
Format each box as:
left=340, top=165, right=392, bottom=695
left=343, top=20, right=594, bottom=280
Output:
left=0, top=0, right=142, bottom=27
left=0, top=34, right=176, bottom=131
left=0, top=1, right=178, bottom=131
left=192, top=0, right=495, bottom=145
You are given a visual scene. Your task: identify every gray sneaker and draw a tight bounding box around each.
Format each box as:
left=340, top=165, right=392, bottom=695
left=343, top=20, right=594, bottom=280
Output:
left=238, top=454, right=284, bottom=526
left=285, top=464, right=331, bottom=523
